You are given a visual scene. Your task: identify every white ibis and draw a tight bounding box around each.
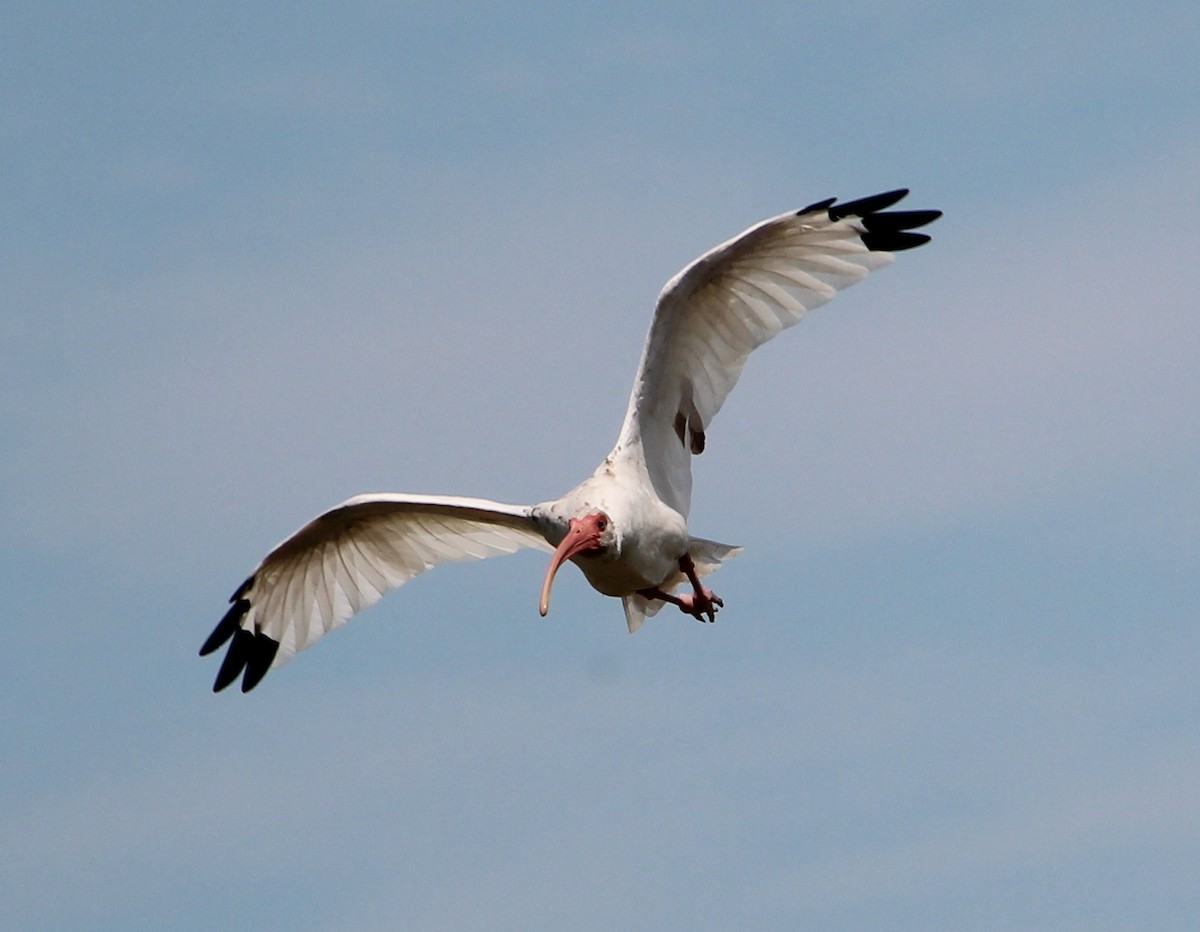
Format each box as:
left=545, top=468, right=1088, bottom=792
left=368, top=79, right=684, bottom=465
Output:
left=201, top=189, right=940, bottom=692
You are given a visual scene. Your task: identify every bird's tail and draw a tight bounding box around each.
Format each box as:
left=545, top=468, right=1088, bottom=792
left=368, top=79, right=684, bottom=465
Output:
left=688, top=537, right=743, bottom=575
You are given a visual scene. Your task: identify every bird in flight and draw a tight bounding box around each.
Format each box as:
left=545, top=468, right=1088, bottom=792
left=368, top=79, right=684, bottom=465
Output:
left=201, top=188, right=940, bottom=692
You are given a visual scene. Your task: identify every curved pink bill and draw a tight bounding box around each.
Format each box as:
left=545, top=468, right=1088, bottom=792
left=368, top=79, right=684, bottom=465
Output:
left=538, top=519, right=601, bottom=616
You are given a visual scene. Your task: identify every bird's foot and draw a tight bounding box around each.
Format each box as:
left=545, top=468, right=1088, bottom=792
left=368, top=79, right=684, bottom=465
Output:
left=676, top=552, right=722, bottom=622
left=638, top=585, right=724, bottom=623
left=676, top=587, right=724, bottom=623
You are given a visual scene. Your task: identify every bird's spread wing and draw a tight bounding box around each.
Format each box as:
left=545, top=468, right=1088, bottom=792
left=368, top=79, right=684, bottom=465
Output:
left=199, top=493, right=552, bottom=692
left=612, top=189, right=940, bottom=516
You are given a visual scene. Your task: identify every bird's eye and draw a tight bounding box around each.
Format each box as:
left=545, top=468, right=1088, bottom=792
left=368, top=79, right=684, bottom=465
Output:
left=596, top=517, right=608, bottom=532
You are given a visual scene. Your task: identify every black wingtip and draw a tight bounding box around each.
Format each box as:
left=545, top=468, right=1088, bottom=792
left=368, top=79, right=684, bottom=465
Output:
left=798, top=190, right=941, bottom=251
left=230, top=575, right=254, bottom=602
left=861, top=209, right=943, bottom=233
left=798, top=196, right=837, bottom=215
left=861, top=230, right=933, bottom=252
left=199, top=575, right=256, bottom=657
left=212, top=628, right=254, bottom=692
left=205, top=573, right=279, bottom=693
left=199, top=597, right=250, bottom=657
left=828, top=188, right=910, bottom=221
left=240, top=632, right=280, bottom=693
left=813, top=190, right=942, bottom=252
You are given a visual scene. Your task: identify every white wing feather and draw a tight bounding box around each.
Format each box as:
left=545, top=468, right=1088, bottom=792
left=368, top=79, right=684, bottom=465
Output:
left=612, top=194, right=930, bottom=516
left=201, top=494, right=551, bottom=691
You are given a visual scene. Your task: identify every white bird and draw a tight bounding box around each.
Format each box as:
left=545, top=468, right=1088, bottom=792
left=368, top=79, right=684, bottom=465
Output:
left=201, top=189, right=940, bottom=692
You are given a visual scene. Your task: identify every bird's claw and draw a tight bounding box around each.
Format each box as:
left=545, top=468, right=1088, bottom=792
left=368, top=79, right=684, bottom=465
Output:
left=677, top=588, right=724, bottom=623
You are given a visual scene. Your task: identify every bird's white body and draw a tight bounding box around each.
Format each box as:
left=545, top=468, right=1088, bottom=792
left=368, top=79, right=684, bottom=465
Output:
left=201, top=189, right=940, bottom=692
left=533, top=457, right=692, bottom=598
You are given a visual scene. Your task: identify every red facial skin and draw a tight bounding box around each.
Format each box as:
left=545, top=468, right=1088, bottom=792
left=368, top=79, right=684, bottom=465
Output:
left=538, top=512, right=608, bottom=616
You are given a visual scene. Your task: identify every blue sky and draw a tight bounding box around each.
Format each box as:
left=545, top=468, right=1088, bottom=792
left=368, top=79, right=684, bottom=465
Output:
left=3, top=2, right=1199, bottom=929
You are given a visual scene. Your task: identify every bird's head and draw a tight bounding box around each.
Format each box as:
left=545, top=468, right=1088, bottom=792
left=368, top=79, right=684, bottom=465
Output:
left=538, top=511, right=611, bottom=616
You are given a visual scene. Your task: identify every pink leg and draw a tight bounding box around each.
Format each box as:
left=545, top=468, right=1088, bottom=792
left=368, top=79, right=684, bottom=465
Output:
left=637, top=554, right=724, bottom=623
left=679, top=553, right=723, bottom=622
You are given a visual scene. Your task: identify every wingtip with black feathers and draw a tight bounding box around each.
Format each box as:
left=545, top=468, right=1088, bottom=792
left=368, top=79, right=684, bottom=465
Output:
left=201, top=574, right=280, bottom=693
left=210, top=628, right=280, bottom=693
left=827, top=188, right=911, bottom=220
left=801, top=189, right=942, bottom=252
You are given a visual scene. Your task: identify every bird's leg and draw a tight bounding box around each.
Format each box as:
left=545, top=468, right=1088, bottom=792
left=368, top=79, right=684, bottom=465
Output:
left=636, top=554, right=724, bottom=623
left=638, top=586, right=688, bottom=610
left=678, top=553, right=723, bottom=622
left=636, top=586, right=723, bottom=622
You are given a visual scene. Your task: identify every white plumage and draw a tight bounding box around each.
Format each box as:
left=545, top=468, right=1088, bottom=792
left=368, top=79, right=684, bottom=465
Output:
left=201, top=189, right=940, bottom=692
